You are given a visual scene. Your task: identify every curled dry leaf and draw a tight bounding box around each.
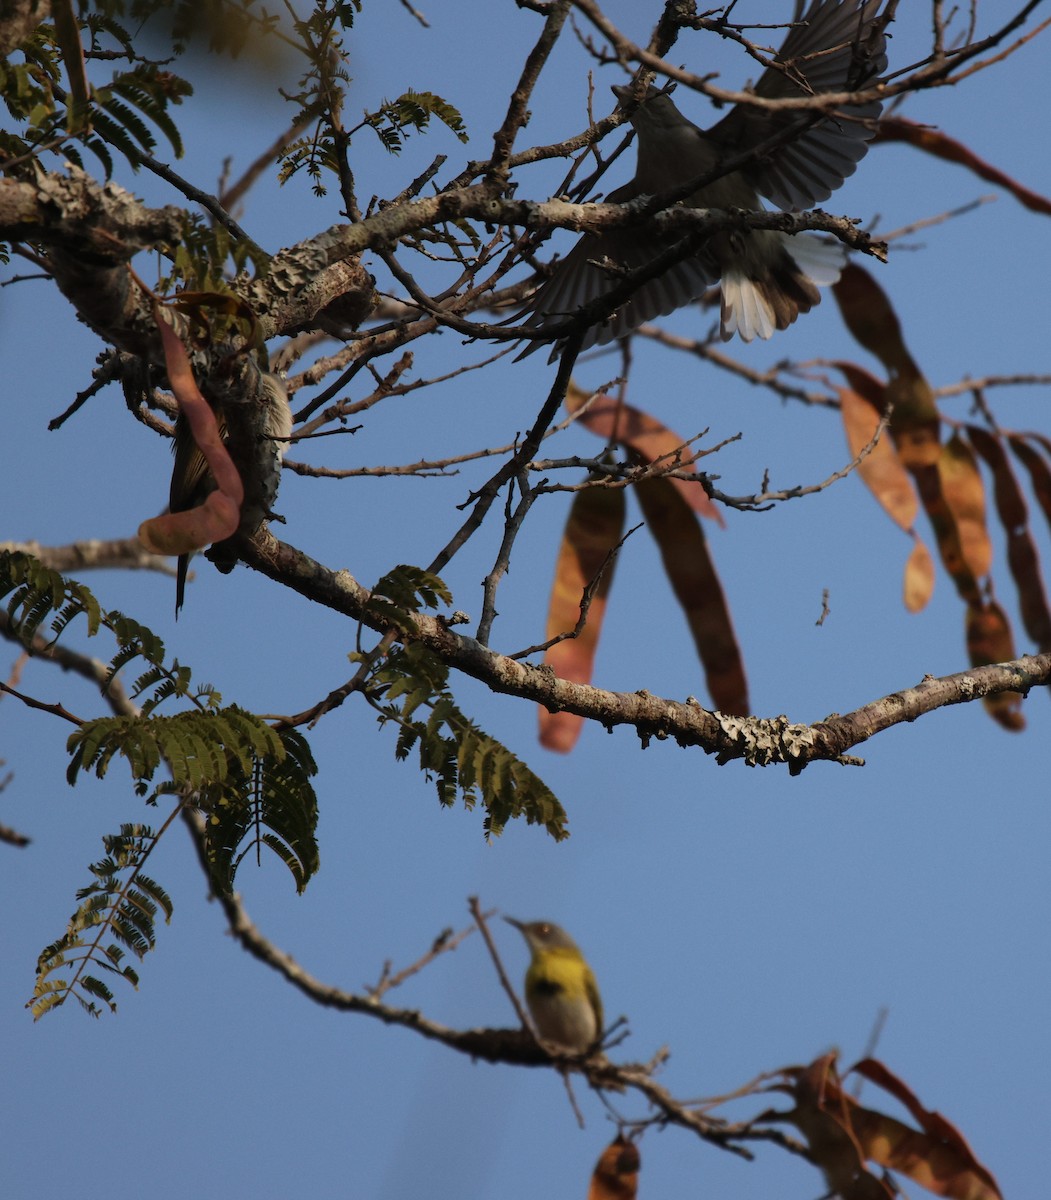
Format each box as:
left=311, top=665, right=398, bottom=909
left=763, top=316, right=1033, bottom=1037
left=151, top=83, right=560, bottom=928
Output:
left=876, top=116, right=1051, bottom=216
left=832, top=266, right=941, bottom=469
left=937, top=434, right=993, bottom=583
left=1008, top=435, right=1051, bottom=529
left=138, top=312, right=244, bottom=557
left=781, top=1053, right=1004, bottom=1200
left=838, top=379, right=918, bottom=532
left=785, top=1053, right=896, bottom=1200
left=886, top=374, right=942, bottom=470
left=849, top=1057, right=1003, bottom=1200
left=832, top=263, right=922, bottom=381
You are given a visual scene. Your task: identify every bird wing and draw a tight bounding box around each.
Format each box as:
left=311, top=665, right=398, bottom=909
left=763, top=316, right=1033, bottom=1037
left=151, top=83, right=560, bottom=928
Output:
left=584, top=963, right=604, bottom=1040
left=169, top=412, right=219, bottom=513
left=708, top=0, right=888, bottom=210
left=518, top=182, right=716, bottom=357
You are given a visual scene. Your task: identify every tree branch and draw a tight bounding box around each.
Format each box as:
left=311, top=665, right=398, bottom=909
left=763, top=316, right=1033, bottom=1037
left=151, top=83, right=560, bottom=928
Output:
left=238, top=530, right=1051, bottom=769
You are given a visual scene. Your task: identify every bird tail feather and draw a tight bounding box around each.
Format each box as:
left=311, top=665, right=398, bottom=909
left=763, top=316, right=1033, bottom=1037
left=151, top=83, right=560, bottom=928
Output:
left=721, top=234, right=844, bottom=342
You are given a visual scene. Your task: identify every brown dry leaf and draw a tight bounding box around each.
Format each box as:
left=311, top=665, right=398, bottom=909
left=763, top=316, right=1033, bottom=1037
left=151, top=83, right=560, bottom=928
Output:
left=784, top=1054, right=896, bottom=1200
left=138, top=314, right=244, bottom=556
left=567, top=383, right=723, bottom=525
left=849, top=1058, right=1003, bottom=1200
left=587, top=1134, right=640, bottom=1200
left=539, top=482, right=626, bottom=752
left=876, top=116, right=1051, bottom=216
left=138, top=491, right=241, bottom=557
left=909, top=464, right=978, bottom=606
left=1009, top=435, right=1051, bottom=532
left=966, top=600, right=1025, bottom=730
left=832, top=264, right=922, bottom=380
left=937, top=434, right=993, bottom=583
left=966, top=427, right=1026, bottom=528
left=831, top=268, right=941, bottom=468
left=886, top=373, right=942, bottom=470
left=786, top=1054, right=1004, bottom=1200
left=839, top=383, right=918, bottom=532
left=968, top=427, right=1051, bottom=650
left=634, top=475, right=748, bottom=715
left=904, top=537, right=935, bottom=613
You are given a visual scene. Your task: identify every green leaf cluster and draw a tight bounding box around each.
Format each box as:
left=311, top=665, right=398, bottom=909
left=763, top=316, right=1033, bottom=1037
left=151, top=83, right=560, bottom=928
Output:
left=365, top=91, right=468, bottom=154
left=67, top=708, right=320, bottom=893
left=366, top=563, right=454, bottom=630
left=371, top=642, right=568, bottom=840
left=29, top=824, right=173, bottom=1019
left=359, top=566, right=567, bottom=840
left=2, top=551, right=320, bottom=1013
left=85, top=1, right=287, bottom=60
left=0, top=16, right=192, bottom=176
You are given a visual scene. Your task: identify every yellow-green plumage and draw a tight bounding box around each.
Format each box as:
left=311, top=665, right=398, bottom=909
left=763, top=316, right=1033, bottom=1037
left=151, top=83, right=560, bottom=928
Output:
left=505, top=918, right=603, bottom=1054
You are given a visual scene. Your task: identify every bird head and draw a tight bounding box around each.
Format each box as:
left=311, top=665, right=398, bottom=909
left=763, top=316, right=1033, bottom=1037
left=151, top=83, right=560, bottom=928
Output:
left=611, top=83, right=683, bottom=133
left=504, top=917, right=581, bottom=957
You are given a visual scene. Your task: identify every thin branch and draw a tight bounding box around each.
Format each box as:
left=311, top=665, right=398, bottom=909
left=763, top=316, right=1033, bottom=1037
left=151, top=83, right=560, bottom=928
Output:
left=366, top=919, right=481, bottom=1002
left=397, top=0, right=430, bottom=26
left=469, top=896, right=532, bottom=1034
left=426, top=334, right=583, bottom=577
left=487, top=0, right=572, bottom=182
left=638, top=326, right=840, bottom=408
left=709, top=412, right=891, bottom=512
left=219, top=115, right=314, bottom=215
left=510, top=520, right=643, bottom=659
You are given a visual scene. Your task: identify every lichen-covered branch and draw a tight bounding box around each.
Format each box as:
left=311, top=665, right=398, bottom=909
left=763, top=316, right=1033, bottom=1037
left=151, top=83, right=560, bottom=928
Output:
left=240, top=530, right=1051, bottom=769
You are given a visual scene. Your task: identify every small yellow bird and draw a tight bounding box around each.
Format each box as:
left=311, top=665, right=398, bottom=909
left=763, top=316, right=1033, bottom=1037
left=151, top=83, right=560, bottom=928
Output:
left=505, top=917, right=604, bottom=1055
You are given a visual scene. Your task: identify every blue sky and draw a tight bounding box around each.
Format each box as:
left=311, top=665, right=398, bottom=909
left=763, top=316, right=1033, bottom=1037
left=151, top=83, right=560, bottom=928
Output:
left=2, top=3, right=1050, bottom=1198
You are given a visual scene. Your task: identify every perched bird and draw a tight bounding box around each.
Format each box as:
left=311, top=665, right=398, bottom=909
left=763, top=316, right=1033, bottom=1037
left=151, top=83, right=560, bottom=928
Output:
left=505, top=917, right=604, bottom=1054
left=520, top=0, right=889, bottom=352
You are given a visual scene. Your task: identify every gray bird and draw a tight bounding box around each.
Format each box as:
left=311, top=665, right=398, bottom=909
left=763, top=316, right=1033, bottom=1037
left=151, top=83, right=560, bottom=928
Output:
left=519, top=0, right=889, bottom=353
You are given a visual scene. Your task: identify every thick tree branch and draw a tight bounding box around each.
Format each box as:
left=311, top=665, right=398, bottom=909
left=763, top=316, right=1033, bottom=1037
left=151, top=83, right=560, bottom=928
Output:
left=239, top=530, right=1051, bottom=769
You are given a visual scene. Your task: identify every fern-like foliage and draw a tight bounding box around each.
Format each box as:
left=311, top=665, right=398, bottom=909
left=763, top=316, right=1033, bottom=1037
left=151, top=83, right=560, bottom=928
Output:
left=361, top=565, right=568, bottom=840
left=67, top=708, right=320, bottom=893
left=2, top=550, right=103, bottom=641
left=2, top=550, right=320, bottom=890
left=192, top=726, right=320, bottom=894
left=366, top=563, right=454, bottom=630
left=365, top=90, right=468, bottom=154
left=371, top=643, right=568, bottom=840
left=2, top=550, right=321, bottom=1011
left=162, top=212, right=270, bottom=297
left=29, top=824, right=174, bottom=1019
left=1, top=16, right=192, bottom=175
left=276, top=0, right=357, bottom=196
left=277, top=3, right=464, bottom=194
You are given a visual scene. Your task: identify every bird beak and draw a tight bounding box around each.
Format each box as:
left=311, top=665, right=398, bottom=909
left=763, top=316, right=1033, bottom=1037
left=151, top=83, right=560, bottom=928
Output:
left=503, top=916, right=525, bottom=932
